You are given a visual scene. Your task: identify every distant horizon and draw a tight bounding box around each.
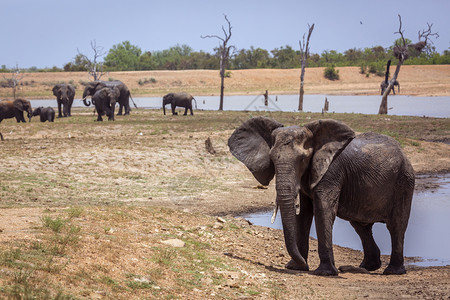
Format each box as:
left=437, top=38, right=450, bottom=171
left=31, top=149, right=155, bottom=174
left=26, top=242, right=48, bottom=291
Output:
left=1, top=0, right=449, bottom=68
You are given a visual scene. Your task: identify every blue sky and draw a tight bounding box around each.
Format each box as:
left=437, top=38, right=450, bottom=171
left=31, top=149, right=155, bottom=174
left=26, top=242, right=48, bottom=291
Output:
left=1, top=0, right=449, bottom=68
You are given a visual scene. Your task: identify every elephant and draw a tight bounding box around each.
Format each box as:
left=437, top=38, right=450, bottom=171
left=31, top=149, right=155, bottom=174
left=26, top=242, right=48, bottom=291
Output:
left=380, top=80, right=400, bottom=95
left=228, top=117, right=415, bottom=276
left=32, top=106, right=55, bottom=122
left=82, top=80, right=134, bottom=115
left=52, top=84, right=75, bottom=117
left=0, top=98, right=33, bottom=123
left=91, top=86, right=120, bottom=121
left=162, top=92, right=197, bottom=115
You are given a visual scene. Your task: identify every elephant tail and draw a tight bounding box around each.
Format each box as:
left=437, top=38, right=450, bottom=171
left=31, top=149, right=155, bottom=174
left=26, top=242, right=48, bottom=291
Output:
left=129, top=92, right=138, bottom=108
left=192, top=97, right=198, bottom=109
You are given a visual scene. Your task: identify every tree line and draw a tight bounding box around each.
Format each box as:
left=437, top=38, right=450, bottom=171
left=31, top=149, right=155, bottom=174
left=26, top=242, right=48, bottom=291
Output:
left=1, top=40, right=449, bottom=74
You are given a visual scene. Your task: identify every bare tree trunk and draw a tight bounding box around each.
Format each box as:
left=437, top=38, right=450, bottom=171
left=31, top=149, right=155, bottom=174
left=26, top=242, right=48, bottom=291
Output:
left=298, top=24, right=314, bottom=111
left=298, top=71, right=305, bottom=111
left=379, top=15, right=437, bottom=114
left=219, top=56, right=225, bottom=111
left=201, top=15, right=233, bottom=112
left=379, top=62, right=402, bottom=114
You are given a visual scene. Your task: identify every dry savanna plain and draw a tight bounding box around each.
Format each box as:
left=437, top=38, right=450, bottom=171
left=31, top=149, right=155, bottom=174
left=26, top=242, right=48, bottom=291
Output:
left=0, top=65, right=449, bottom=299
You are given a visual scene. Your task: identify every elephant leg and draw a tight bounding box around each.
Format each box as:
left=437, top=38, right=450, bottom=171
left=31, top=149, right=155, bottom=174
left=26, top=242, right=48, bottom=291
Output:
left=183, top=107, right=188, bottom=115
left=171, top=104, right=177, bottom=115
left=312, top=188, right=339, bottom=276
left=124, top=100, right=131, bottom=115
left=117, top=103, right=123, bottom=115
left=383, top=221, right=406, bottom=275
left=57, top=101, right=63, bottom=118
left=350, top=221, right=381, bottom=271
left=286, top=194, right=313, bottom=271
left=190, top=106, right=194, bottom=115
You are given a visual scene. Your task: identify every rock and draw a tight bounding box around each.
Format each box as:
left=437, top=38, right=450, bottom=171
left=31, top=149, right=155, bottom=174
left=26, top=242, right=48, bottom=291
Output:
left=161, top=238, right=185, bottom=248
left=217, top=217, right=226, bottom=223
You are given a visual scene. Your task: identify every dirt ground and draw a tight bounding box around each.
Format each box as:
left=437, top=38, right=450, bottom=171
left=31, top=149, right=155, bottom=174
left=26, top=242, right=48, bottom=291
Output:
left=0, top=69, right=449, bottom=298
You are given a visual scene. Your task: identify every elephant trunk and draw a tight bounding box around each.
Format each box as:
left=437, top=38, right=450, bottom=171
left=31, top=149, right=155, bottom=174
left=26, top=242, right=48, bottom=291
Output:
left=83, top=97, right=91, bottom=106
left=27, top=107, right=32, bottom=122
left=163, top=99, right=168, bottom=115
left=276, top=166, right=308, bottom=270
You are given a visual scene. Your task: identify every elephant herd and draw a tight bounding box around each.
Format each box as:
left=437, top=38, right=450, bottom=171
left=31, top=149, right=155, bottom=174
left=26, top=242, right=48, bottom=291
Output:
left=0, top=80, right=198, bottom=128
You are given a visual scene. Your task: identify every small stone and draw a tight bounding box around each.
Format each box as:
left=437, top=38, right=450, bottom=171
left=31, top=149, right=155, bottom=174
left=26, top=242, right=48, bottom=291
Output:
left=161, top=238, right=185, bottom=248
left=217, top=217, right=226, bottom=223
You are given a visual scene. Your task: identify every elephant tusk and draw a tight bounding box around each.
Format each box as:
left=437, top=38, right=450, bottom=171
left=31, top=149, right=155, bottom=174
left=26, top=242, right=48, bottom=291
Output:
left=295, top=195, right=300, bottom=215
left=271, top=202, right=278, bottom=224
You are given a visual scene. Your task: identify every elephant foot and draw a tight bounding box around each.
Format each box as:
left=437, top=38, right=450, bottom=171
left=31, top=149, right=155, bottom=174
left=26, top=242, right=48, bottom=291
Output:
left=383, top=265, right=406, bottom=275
left=117, top=112, right=123, bottom=116
left=57, top=116, right=63, bottom=118
left=285, top=259, right=309, bottom=271
left=360, top=259, right=381, bottom=271
left=313, top=264, right=338, bottom=276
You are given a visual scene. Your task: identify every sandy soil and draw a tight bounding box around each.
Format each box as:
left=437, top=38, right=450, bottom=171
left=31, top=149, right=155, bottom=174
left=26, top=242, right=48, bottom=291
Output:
left=1, top=65, right=450, bottom=99
left=0, top=67, right=449, bottom=298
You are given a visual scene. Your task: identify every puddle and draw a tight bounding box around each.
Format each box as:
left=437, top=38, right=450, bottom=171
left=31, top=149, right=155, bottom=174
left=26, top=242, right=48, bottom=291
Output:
left=241, top=174, right=450, bottom=267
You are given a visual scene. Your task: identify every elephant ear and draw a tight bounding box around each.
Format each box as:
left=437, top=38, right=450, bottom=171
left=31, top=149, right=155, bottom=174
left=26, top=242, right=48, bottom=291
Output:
left=228, top=117, right=283, bottom=186
left=13, top=99, right=24, bottom=111
left=304, top=119, right=355, bottom=189
left=52, top=85, right=60, bottom=97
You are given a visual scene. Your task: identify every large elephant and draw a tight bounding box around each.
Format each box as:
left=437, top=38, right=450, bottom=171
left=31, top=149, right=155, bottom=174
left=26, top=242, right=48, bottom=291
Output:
left=91, top=86, right=120, bottom=121
left=32, top=106, right=55, bottom=122
left=82, top=81, right=134, bottom=115
left=228, top=117, right=415, bottom=276
left=162, top=92, right=197, bottom=115
left=0, top=98, right=33, bottom=123
left=52, top=84, right=75, bottom=117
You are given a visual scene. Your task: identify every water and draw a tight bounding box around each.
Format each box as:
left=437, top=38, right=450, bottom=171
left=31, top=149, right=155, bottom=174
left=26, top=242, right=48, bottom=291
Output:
left=30, top=94, right=450, bottom=118
left=241, top=174, right=450, bottom=267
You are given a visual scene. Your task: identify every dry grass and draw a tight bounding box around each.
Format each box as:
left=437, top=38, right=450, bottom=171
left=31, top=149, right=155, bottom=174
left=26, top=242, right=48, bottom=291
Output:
left=1, top=65, right=449, bottom=99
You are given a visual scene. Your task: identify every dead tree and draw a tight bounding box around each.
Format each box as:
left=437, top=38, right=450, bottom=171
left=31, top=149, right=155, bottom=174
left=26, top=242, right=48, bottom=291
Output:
left=379, top=15, right=438, bottom=114
left=298, top=23, right=315, bottom=111
left=201, top=14, right=234, bottom=111
left=3, top=64, right=24, bottom=99
left=77, top=40, right=107, bottom=81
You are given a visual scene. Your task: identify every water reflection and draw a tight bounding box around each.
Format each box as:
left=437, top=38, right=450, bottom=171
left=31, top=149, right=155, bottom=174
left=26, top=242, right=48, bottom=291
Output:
left=241, top=174, right=450, bottom=267
left=30, top=94, right=450, bottom=118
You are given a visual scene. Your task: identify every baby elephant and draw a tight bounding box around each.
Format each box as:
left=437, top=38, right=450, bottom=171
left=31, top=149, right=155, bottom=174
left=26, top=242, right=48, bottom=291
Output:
left=32, top=106, right=55, bottom=122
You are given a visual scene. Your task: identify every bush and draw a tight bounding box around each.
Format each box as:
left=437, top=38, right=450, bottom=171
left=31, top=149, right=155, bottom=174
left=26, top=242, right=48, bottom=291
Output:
left=368, top=62, right=385, bottom=77
left=324, top=65, right=339, bottom=80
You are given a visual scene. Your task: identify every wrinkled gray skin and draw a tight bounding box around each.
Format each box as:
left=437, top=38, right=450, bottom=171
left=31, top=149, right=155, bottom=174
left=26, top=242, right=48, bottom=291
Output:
left=82, top=81, right=132, bottom=115
left=32, top=106, right=55, bottom=122
left=228, top=117, right=415, bottom=276
left=92, top=86, right=120, bottom=121
left=380, top=80, right=400, bottom=95
left=0, top=98, right=33, bottom=123
left=162, top=92, right=197, bottom=115
left=52, top=84, right=75, bottom=117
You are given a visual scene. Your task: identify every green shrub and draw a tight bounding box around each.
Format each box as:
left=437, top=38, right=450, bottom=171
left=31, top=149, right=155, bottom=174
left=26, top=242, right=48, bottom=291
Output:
left=324, top=65, right=339, bottom=80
